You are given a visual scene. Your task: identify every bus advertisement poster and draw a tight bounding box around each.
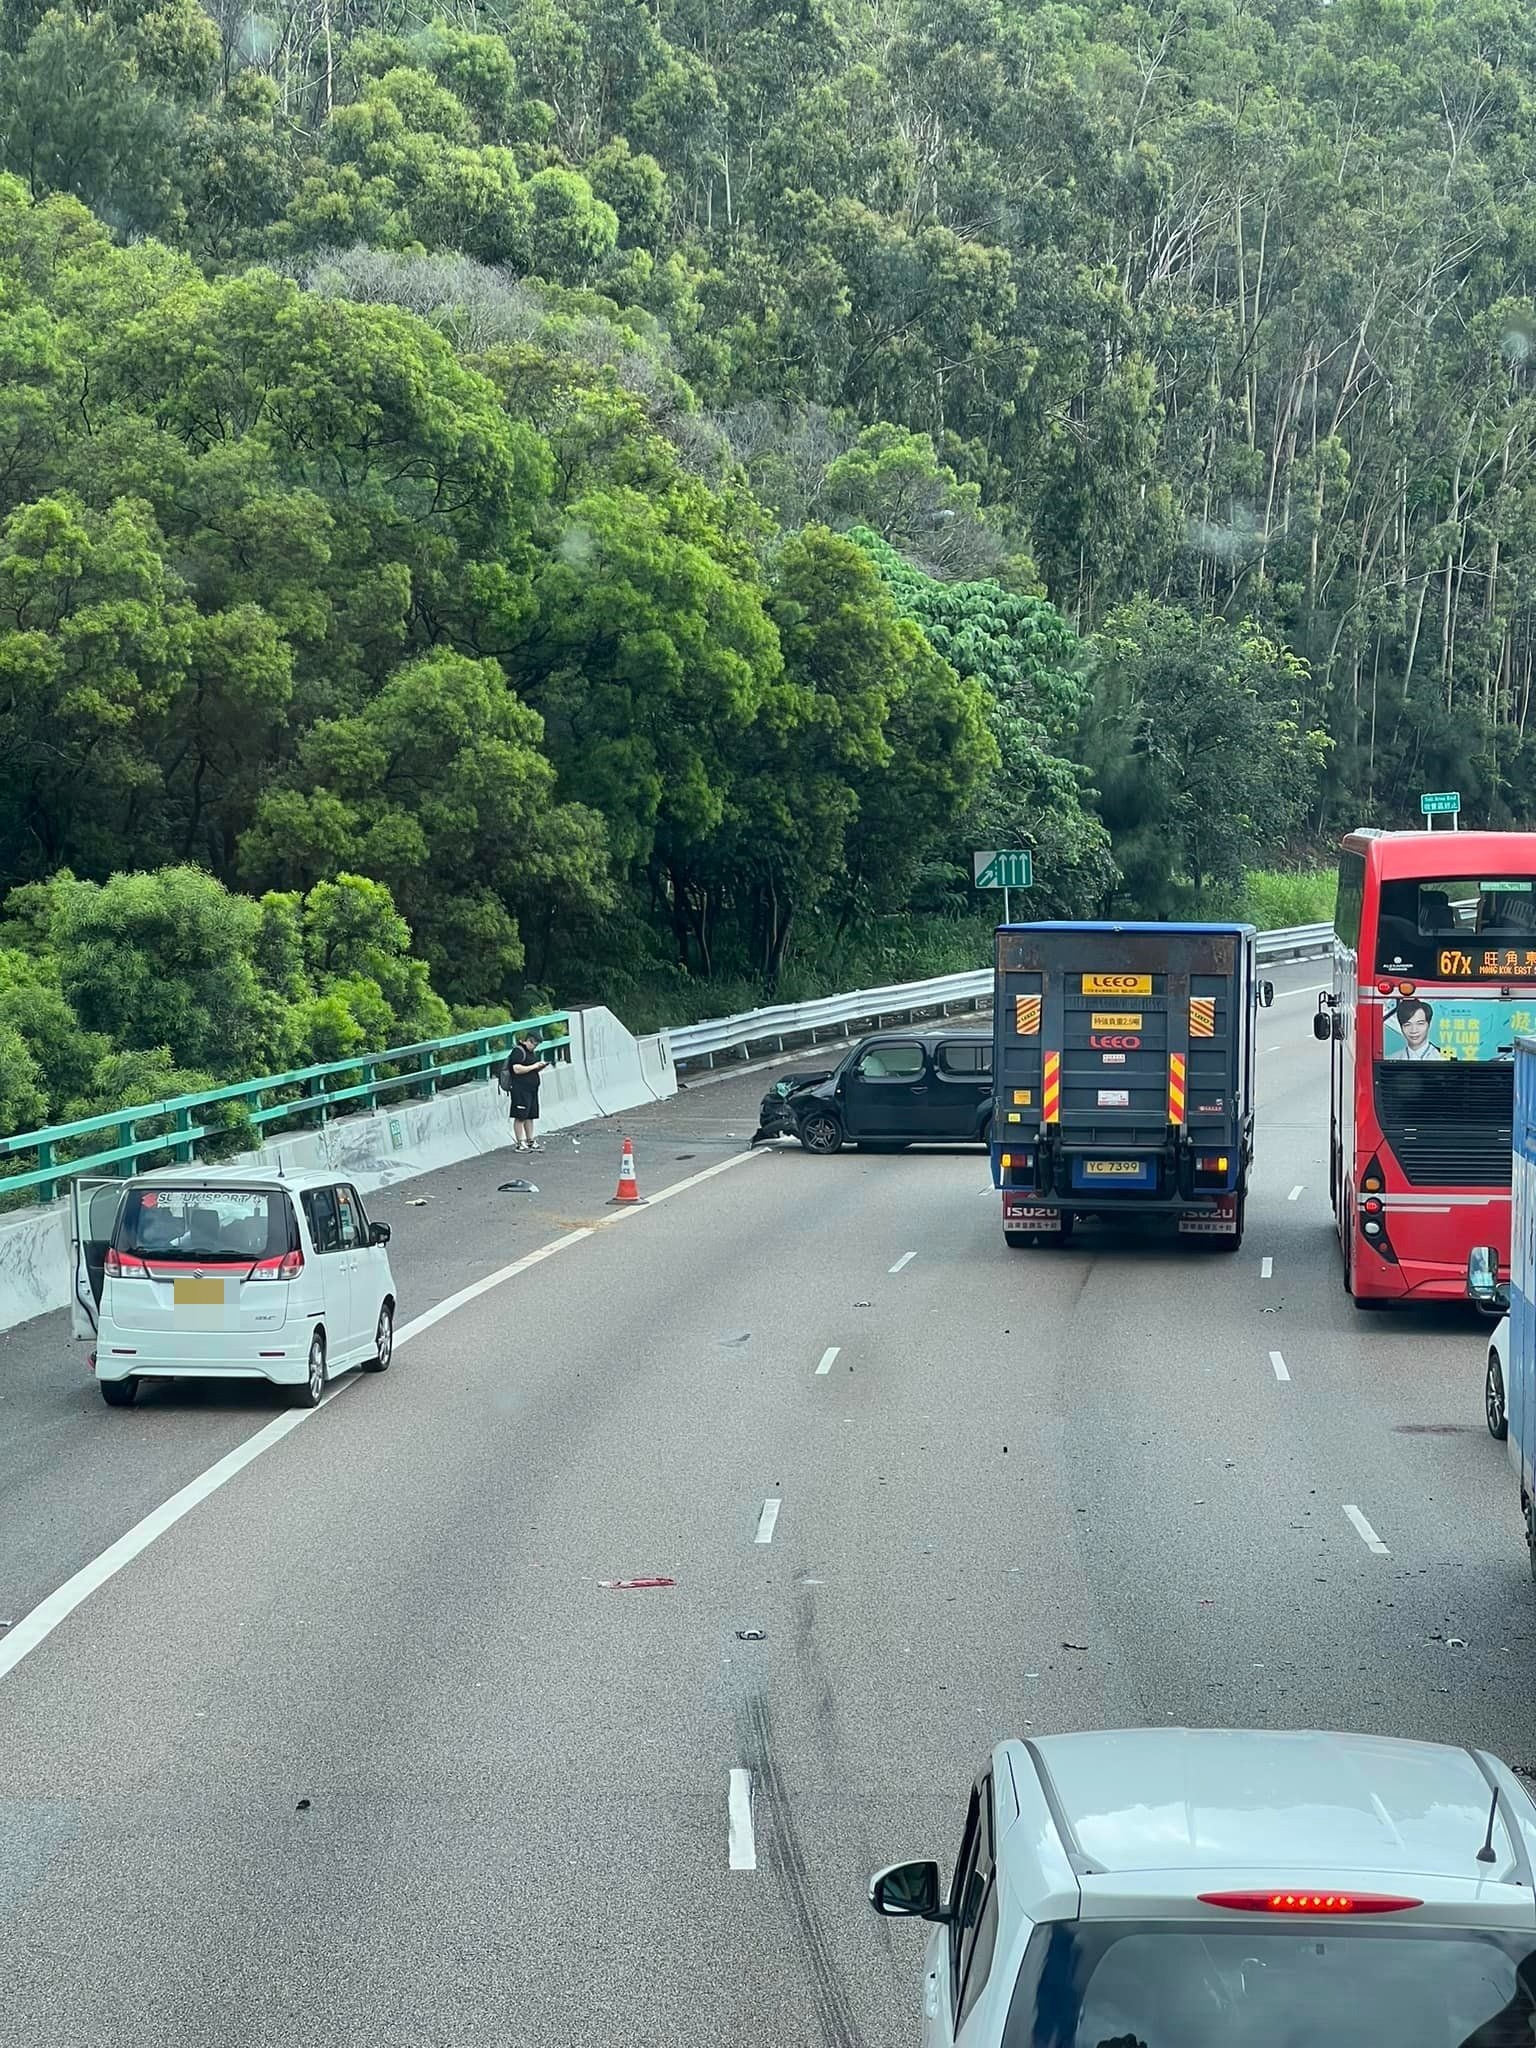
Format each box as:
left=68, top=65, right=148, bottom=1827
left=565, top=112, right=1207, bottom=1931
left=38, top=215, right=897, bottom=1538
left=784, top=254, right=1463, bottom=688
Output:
left=1383, top=995, right=1533, bottom=1062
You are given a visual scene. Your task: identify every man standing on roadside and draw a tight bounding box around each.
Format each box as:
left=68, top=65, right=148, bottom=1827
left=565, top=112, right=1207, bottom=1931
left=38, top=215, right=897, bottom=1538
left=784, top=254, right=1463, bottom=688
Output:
left=504, top=1031, right=549, bottom=1151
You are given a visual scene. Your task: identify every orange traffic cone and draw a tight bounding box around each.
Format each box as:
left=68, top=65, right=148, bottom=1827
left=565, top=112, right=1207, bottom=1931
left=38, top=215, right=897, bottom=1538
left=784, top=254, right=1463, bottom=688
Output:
left=609, top=1136, right=643, bottom=1205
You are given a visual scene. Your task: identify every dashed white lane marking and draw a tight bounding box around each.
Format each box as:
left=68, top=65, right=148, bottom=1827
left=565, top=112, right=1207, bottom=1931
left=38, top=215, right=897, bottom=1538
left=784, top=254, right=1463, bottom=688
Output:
left=889, top=1250, right=917, bottom=1273
left=1288, top=1185, right=1304, bottom=1202
left=728, top=1769, right=757, bottom=1870
left=1261, top=1256, right=1274, bottom=1279
left=816, top=1346, right=840, bottom=1376
left=1269, top=1350, right=1290, bottom=1382
left=754, top=1498, right=782, bottom=1545
left=1344, top=1505, right=1391, bottom=1555
left=1265, top=1044, right=1281, bottom=1052
left=0, top=1147, right=769, bottom=1689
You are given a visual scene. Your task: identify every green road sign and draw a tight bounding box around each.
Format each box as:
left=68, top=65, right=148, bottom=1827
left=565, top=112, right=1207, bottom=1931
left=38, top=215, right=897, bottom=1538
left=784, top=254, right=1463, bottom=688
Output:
left=973, top=849, right=1033, bottom=890
left=1420, top=791, right=1461, bottom=815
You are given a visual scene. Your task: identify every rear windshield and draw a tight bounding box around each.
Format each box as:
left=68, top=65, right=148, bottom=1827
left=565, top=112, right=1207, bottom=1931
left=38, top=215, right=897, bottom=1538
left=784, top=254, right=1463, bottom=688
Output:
left=1003, top=1918, right=1536, bottom=2046
left=1376, top=876, right=1536, bottom=978
left=115, top=1188, right=294, bottom=1263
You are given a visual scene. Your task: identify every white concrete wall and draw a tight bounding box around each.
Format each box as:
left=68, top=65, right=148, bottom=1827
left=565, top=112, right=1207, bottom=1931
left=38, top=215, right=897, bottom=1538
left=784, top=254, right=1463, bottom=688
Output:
left=0, top=1005, right=673, bottom=1337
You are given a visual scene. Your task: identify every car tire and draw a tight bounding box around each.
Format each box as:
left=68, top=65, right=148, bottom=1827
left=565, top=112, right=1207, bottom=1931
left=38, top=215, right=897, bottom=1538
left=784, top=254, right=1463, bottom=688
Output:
left=799, top=1112, right=843, bottom=1154
left=363, top=1303, right=394, bottom=1373
left=291, top=1331, right=327, bottom=1408
left=1487, top=1351, right=1509, bottom=1441
left=100, top=1377, right=139, bottom=1408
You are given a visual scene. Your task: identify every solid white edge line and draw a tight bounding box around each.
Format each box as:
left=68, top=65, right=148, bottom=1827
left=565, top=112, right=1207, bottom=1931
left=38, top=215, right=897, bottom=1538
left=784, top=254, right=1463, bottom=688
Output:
left=2, top=1146, right=769, bottom=1688
left=1288, top=1185, right=1304, bottom=1201
left=889, top=1250, right=917, bottom=1273
left=755, top=1498, right=782, bottom=1545
left=728, top=1768, right=757, bottom=1870
left=1261, top=1256, right=1274, bottom=1280
left=1344, top=1505, right=1391, bottom=1555
left=0, top=1377, right=358, bottom=1683
left=815, top=1346, right=840, bottom=1376
left=1269, top=1350, right=1290, bottom=1382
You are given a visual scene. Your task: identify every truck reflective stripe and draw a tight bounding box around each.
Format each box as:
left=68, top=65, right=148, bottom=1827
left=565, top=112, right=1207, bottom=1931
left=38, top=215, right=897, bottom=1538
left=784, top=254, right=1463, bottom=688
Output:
left=1189, top=997, right=1215, bottom=1038
left=1042, top=1051, right=1060, bottom=1124
left=1014, top=994, right=1041, bottom=1036
left=1169, top=1053, right=1186, bottom=1126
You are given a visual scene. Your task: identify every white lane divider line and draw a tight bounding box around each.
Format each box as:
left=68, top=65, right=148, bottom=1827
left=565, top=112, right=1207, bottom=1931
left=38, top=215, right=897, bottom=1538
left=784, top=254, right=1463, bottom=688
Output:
left=0, top=1375, right=360, bottom=1684
left=1, top=1146, right=770, bottom=1690
left=755, top=1498, right=782, bottom=1545
left=815, top=1346, right=840, bottom=1376
left=1265, top=1044, right=1281, bottom=1053
left=1288, top=1185, right=1304, bottom=1202
left=1261, top=1256, right=1274, bottom=1280
left=1344, top=1505, right=1391, bottom=1555
left=728, top=1768, right=757, bottom=1870
left=1269, top=1350, right=1290, bottom=1382
left=889, top=1250, right=917, bottom=1273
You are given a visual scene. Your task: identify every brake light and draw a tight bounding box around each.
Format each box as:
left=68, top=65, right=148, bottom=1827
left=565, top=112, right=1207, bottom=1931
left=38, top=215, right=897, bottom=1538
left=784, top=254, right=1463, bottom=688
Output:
left=103, top=1248, right=146, bottom=1279
left=249, top=1250, right=304, bottom=1282
left=1376, top=981, right=1392, bottom=995
left=1198, top=1155, right=1229, bottom=1172
left=1199, top=1890, right=1420, bottom=1915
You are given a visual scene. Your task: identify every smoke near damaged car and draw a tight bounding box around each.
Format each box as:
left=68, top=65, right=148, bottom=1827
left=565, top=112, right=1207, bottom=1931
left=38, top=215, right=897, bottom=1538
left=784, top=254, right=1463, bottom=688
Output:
left=751, top=1032, right=992, bottom=1154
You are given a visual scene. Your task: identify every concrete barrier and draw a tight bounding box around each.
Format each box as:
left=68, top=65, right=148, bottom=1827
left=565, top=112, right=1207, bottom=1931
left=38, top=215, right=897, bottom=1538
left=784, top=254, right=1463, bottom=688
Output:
left=0, top=1005, right=674, bottom=1338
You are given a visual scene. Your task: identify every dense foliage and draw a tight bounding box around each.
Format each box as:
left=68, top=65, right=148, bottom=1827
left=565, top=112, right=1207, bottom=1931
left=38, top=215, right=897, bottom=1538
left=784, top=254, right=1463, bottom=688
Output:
left=5, top=0, right=1530, bottom=1119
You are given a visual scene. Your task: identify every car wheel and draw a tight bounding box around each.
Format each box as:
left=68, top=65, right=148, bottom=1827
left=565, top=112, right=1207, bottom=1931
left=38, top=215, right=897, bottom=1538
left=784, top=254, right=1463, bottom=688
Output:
left=100, top=1377, right=138, bottom=1408
left=1487, top=1351, right=1509, bottom=1441
left=291, top=1331, right=327, bottom=1408
left=799, top=1112, right=843, bottom=1154
left=363, top=1303, right=394, bottom=1374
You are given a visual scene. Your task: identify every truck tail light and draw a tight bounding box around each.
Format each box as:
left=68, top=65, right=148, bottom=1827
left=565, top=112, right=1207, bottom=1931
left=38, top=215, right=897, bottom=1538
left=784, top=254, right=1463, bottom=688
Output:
left=249, top=1250, right=304, bottom=1282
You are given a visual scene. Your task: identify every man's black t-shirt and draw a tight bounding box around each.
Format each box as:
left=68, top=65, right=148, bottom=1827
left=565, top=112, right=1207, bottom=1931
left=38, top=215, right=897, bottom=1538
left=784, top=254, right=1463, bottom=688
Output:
left=506, top=1046, right=542, bottom=1115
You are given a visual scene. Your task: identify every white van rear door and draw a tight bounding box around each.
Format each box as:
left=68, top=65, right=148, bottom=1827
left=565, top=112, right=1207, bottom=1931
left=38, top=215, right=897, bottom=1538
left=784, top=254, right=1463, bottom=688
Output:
left=69, top=1177, right=125, bottom=1340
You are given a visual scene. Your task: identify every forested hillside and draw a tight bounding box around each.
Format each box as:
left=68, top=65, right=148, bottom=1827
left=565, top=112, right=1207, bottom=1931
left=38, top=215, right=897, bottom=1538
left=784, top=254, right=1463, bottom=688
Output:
left=0, top=0, right=1533, bottom=1119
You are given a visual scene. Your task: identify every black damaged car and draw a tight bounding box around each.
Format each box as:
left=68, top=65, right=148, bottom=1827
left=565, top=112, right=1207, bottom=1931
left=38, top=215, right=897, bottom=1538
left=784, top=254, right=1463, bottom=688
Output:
left=751, top=1031, right=993, bottom=1154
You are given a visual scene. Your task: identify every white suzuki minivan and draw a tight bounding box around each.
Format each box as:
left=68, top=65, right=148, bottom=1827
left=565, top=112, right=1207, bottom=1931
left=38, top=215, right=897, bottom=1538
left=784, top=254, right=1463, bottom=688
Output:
left=71, top=1168, right=397, bottom=1409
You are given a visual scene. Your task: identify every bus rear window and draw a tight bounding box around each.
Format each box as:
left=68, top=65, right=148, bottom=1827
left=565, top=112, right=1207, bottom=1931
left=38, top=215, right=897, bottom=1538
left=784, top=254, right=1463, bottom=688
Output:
left=116, top=1189, right=294, bottom=1263
left=1376, top=877, right=1536, bottom=978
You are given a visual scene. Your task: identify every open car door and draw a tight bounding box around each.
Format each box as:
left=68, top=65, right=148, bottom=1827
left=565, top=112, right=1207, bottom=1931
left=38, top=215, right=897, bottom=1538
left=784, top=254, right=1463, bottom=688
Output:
left=69, top=1177, right=124, bottom=1340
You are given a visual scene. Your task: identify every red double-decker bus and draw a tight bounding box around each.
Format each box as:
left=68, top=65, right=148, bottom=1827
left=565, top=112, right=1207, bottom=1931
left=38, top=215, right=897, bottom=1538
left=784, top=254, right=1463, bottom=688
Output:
left=1317, top=829, right=1536, bottom=1306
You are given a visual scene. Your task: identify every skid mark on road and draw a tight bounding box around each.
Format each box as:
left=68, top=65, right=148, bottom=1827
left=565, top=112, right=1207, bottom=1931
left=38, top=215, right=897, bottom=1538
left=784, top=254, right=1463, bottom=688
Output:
left=740, top=1692, right=866, bottom=2048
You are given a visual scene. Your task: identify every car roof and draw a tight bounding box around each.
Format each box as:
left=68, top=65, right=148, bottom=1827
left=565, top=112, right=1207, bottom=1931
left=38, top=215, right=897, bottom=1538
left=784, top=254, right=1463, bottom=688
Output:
left=853, top=1029, right=989, bottom=1046
left=1000, top=1728, right=1536, bottom=1922
left=124, top=1166, right=348, bottom=1195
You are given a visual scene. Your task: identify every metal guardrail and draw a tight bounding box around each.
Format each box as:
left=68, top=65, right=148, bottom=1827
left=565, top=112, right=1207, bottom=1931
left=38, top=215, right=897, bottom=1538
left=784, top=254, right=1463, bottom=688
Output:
left=667, top=923, right=1336, bottom=1071
left=0, top=1013, right=570, bottom=1204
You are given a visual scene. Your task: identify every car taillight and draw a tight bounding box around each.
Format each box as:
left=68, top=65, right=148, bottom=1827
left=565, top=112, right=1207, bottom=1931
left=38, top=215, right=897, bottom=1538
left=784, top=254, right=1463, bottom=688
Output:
left=103, top=1248, right=146, bottom=1278
left=249, top=1250, right=304, bottom=1282
left=1199, top=1890, right=1420, bottom=1915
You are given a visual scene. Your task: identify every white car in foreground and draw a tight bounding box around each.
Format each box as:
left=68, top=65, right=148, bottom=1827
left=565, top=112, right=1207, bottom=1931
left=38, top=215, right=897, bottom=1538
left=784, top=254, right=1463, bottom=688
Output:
left=872, top=1726, right=1536, bottom=2047
left=72, top=1167, right=396, bottom=1408
left=1487, top=1312, right=1512, bottom=1441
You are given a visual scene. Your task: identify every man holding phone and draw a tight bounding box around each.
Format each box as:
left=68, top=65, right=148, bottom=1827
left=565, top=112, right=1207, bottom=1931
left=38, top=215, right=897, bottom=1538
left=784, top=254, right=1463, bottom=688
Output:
left=503, top=1031, right=550, bottom=1150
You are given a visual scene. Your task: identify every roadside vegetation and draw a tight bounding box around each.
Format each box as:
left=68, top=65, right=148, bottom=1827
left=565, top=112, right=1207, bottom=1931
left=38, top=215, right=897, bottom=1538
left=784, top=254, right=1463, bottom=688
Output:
left=0, top=0, right=1520, bottom=1131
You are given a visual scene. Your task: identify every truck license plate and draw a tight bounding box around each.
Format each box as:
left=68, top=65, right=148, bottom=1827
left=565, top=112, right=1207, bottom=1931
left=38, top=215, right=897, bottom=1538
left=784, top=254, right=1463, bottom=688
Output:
left=1072, top=1157, right=1157, bottom=1190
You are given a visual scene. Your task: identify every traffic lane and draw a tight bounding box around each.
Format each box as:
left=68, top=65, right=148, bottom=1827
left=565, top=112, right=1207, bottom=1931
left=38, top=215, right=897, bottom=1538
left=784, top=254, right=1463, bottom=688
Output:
left=1053, top=1049, right=1536, bottom=1760
left=0, top=1143, right=972, bottom=2047
left=0, top=1079, right=784, bottom=1641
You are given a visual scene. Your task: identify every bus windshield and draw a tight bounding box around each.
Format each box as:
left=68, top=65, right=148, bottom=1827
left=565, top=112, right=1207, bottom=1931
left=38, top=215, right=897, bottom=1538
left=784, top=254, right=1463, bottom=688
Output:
left=1375, top=876, right=1536, bottom=980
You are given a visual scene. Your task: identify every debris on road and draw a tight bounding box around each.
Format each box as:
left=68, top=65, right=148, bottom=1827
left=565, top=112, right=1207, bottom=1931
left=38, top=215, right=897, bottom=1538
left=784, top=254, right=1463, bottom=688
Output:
left=295, top=1798, right=312, bottom=1811
left=406, top=1198, right=430, bottom=1207
left=720, top=1331, right=751, bottom=1346
left=498, top=1179, right=539, bottom=1193
left=598, top=1577, right=676, bottom=1590
left=735, top=1628, right=766, bottom=1641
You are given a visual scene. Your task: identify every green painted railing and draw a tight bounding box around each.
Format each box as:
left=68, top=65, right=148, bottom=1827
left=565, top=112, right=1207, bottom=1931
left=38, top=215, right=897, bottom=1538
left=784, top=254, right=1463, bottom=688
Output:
left=0, top=1012, right=570, bottom=1205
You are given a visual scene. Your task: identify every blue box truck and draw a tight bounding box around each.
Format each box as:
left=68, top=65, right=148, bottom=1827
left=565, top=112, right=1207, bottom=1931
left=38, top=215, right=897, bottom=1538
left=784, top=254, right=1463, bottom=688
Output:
left=990, top=920, right=1273, bottom=1252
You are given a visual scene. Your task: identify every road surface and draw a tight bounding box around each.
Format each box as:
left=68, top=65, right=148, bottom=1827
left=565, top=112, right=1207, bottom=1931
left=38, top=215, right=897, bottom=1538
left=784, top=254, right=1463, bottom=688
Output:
left=1, top=962, right=1529, bottom=2046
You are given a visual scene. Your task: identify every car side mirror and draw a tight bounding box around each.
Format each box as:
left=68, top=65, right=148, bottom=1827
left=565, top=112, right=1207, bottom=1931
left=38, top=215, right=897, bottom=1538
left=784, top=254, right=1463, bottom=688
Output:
left=1261, top=980, right=1275, bottom=1009
left=1467, top=1245, right=1509, bottom=1314
left=869, top=1859, right=946, bottom=1921
left=369, top=1221, right=392, bottom=1247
